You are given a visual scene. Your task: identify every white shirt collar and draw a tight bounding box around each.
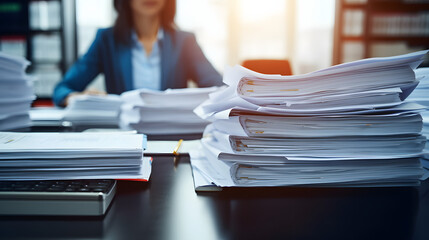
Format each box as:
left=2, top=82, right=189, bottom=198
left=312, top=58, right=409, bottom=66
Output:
left=131, top=28, right=164, bottom=47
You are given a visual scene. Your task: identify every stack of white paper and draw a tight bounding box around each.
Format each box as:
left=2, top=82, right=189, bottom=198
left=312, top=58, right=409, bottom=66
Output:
left=0, top=132, right=151, bottom=181
left=29, top=107, right=66, bottom=127
left=0, top=52, right=35, bottom=130
left=64, top=94, right=123, bottom=126
left=120, top=87, right=218, bottom=135
left=408, top=67, right=429, bottom=169
left=191, top=51, right=429, bottom=190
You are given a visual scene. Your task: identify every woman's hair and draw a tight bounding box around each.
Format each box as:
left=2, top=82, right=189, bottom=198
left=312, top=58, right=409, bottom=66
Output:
left=113, top=0, right=176, bottom=45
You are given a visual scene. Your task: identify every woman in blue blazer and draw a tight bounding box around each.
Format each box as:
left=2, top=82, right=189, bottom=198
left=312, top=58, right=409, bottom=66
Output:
left=53, top=0, right=222, bottom=106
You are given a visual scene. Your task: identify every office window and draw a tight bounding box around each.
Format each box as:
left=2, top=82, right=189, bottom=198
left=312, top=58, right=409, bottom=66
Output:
left=295, top=0, right=335, bottom=73
left=176, top=0, right=229, bottom=71
left=177, top=0, right=335, bottom=74
left=76, top=0, right=115, bottom=55
left=75, top=0, right=115, bottom=91
left=236, top=0, right=289, bottom=61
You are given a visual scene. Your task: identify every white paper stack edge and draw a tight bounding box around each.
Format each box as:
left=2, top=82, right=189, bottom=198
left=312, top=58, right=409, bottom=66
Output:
left=0, top=52, right=35, bottom=130
left=120, top=87, right=218, bottom=135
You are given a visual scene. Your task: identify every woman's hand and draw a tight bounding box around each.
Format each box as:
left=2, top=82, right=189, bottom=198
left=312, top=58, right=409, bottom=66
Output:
left=64, top=89, right=107, bottom=106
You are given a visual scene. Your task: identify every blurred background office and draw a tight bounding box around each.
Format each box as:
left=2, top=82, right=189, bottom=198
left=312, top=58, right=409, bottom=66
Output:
left=0, top=0, right=428, bottom=105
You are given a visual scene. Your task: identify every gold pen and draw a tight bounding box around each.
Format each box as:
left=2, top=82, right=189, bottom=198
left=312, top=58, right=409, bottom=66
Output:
left=172, top=139, right=183, bottom=156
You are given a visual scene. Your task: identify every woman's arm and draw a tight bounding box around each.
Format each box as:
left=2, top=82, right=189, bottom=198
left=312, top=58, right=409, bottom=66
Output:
left=184, top=33, right=223, bottom=87
left=52, top=29, right=105, bottom=106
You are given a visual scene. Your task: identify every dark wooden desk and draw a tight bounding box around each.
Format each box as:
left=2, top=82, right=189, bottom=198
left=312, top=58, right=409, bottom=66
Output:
left=0, top=155, right=428, bottom=240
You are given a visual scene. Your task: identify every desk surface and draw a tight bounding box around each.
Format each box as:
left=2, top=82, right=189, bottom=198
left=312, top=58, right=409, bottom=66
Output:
left=0, top=155, right=428, bottom=240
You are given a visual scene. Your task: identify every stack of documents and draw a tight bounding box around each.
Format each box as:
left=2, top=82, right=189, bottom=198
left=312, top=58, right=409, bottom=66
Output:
left=120, top=87, right=218, bottom=135
left=191, top=51, right=429, bottom=190
left=0, top=132, right=151, bottom=181
left=64, top=94, right=123, bottom=126
left=0, top=52, right=35, bottom=130
left=29, top=107, right=66, bottom=127
left=408, top=67, right=429, bottom=169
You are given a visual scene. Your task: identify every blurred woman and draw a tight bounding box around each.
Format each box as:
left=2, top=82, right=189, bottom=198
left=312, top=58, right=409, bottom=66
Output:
left=53, top=0, right=222, bottom=106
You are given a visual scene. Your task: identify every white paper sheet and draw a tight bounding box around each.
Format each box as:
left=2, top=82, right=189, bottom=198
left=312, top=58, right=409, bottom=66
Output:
left=145, top=140, right=202, bottom=155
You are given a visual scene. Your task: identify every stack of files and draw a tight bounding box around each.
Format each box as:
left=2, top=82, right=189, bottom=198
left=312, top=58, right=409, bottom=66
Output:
left=191, top=50, right=429, bottom=190
left=29, top=107, right=66, bottom=127
left=0, top=132, right=151, bottom=181
left=0, top=52, right=35, bottom=130
left=407, top=67, right=429, bottom=169
left=64, top=94, right=123, bottom=126
left=120, top=87, right=218, bottom=135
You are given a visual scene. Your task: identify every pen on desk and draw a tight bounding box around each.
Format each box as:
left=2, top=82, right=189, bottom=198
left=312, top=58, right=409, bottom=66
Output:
left=173, top=139, right=183, bottom=156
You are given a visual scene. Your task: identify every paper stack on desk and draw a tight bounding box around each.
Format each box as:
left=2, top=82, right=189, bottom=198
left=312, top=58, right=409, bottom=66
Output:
left=120, top=87, right=218, bottom=135
left=408, top=67, right=429, bottom=169
left=0, top=52, right=35, bottom=130
left=64, top=94, right=123, bottom=126
left=191, top=51, right=429, bottom=190
left=0, top=132, right=151, bottom=181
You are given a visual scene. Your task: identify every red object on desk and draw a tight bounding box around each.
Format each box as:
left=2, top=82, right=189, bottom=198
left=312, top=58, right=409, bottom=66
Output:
left=118, top=179, right=149, bottom=182
left=32, top=99, right=55, bottom=107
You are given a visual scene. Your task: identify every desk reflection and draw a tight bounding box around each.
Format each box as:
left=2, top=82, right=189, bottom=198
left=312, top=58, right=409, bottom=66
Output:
left=0, top=156, right=424, bottom=240
left=211, top=187, right=419, bottom=240
left=0, top=200, right=117, bottom=239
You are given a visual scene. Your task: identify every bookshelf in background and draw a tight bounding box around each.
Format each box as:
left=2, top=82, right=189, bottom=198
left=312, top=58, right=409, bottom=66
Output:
left=333, top=0, right=429, bottom=65
left=0, top=0, right=76, bottom=102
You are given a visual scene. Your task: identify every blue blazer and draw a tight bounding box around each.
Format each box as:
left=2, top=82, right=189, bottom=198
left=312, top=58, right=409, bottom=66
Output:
left=53, top=28, right=223, bottom=106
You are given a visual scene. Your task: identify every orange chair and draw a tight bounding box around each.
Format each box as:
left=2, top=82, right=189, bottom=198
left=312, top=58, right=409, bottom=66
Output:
left=241, top=59, right=293, bottom=75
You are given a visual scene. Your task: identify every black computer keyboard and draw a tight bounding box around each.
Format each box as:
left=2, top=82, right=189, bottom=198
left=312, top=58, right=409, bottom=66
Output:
left=0, top=179, right=115, bottom=193
left=0, top=179, right=117, bottom=216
